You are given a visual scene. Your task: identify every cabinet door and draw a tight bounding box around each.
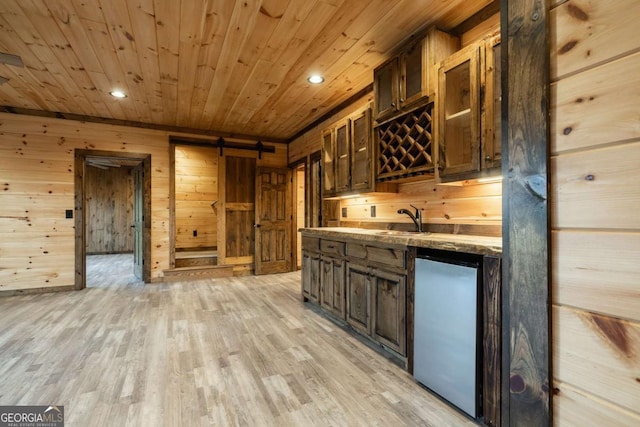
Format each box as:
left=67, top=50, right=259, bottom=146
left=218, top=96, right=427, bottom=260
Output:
left=321, top=128, right=335, bottom=196
left=321, top=257, right=346, bottom=319
left=302, top=251, right=320, bottom=300
left=482, top=35, right=502, bottom=171
left=371, top=269, right=406, bottom=355
left=302, top=251, right=321, bottom=303
left=334, top=119, right=350, bottom=193
left=320, top=257, right=334, bottom=311
left=331, top=260, right=346, bottom=319
left=374, top=58, right=399, bottom=120
left=302, top=251, right=312, bottom=298
left=346, top=263, right=371, bottom=335
left=350, top=108, right=372, bottom=191
left=439, top=44, right=480, bottom=177
left=400, top=38, right=426, bottom=108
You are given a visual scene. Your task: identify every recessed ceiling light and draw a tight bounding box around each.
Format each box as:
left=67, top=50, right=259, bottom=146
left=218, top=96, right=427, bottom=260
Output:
left=307, top=74, right=324, bottom=84
left=109, top=90, right=127, bottom=98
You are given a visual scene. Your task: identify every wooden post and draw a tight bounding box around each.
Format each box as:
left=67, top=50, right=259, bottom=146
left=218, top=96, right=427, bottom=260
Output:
left=501, top=0, right=551, bottom=425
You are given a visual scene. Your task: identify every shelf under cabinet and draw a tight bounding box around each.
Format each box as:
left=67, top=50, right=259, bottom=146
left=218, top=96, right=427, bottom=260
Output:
left=445, top=108, right=471, bottom=126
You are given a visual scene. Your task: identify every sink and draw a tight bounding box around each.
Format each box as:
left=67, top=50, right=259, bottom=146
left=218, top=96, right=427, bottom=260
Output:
left=373, top=230, right=429, bottom=236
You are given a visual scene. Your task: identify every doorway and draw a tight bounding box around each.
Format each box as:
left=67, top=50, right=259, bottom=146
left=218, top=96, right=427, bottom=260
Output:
left=170, top=143, right=220, bottom=269
left=74, top=150, right=152, bottom=289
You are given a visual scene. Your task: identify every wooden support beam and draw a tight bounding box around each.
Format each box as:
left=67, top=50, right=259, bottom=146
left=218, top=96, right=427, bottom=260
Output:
left=453, top=0, right=500, bottom=36
left=0, top=106, right=289, bottom=144
left=501, top=0, right=551, bottom=426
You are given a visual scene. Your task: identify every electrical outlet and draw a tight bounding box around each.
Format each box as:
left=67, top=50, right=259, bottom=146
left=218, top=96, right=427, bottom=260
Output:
left=341, top=207, right=347, bottom=218
left=65, top=209, right=73, bottom=219
left=370, top=205, right=376, bottom=218
left=193, top=230, right=198, bottom=237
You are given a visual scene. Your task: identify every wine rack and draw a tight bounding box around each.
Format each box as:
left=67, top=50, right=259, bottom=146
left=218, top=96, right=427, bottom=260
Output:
left=376, top=103, right=435, bottom=181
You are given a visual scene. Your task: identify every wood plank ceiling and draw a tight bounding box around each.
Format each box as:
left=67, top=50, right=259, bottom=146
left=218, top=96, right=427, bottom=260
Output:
left=0, top=0, right=492, bottom=141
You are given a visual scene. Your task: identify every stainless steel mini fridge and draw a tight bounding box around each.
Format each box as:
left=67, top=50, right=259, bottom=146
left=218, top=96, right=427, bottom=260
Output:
left=413, top=252, right=481, bottom=418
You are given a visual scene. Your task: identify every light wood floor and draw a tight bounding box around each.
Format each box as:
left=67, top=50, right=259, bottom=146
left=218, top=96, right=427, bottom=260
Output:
left=0, top=257, right=476, bottom=426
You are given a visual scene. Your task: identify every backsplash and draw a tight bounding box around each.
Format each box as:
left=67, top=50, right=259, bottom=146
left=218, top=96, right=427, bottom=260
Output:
left=334, top=180, right=501, bottom=237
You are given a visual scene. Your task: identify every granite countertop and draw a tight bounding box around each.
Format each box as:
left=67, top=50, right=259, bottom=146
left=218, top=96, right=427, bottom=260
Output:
left=300, top=227, right=502, bottom=256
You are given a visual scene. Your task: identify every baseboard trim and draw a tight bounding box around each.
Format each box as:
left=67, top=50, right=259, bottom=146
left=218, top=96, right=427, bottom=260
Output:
left=0, top=285, right=75, bottom=297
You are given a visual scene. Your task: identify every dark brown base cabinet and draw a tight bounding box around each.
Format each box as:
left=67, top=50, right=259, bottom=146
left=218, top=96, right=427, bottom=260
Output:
left=301, top=231, right=503, bottom=427
left=302, top=236, right=412, bottom=363
left=345, top=264, right=406, bottom=355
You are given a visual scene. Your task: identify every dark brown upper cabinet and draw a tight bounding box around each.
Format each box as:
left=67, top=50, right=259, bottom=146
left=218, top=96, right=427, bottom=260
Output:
left=322, top=106, right=396, bottom=198
left=438, top=34, right=502, bottom=181
left=374, top=27, right=459, bottom=124
left=334, top=118, right=350, bottom=193
left=322, top=127, right=336, bottom=197
left=350, top=108, right=373, bottom=191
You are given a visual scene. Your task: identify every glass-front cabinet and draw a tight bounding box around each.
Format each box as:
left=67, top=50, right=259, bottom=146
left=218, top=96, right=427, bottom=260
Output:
left=321, top=128, right=335, bottom=197
left=438, top=44, right=480, bottom=177
left=438, top=34, right=501, bottom=181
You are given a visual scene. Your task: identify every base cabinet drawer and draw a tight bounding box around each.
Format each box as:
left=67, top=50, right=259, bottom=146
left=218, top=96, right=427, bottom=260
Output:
left=320, top=239, right=346, bottom=257
left=346, top=242, right=406, bottom=270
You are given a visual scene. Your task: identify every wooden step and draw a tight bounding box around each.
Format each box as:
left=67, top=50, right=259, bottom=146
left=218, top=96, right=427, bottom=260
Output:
left=175, top=249, right=218, bottom=268
left=175, top=257, right=217, bottom=268
left=162, top=265, right=233, bottom=282
left=175, top=249, right=218, bottom=259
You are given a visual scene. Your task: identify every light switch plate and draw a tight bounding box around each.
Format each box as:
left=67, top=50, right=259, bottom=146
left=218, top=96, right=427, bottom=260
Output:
left=371, top=205, right=376, bottom=218
left=341, top=207, right=347, bottom=218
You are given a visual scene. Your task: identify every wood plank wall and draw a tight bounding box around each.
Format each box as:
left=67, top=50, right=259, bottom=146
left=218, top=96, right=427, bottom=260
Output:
left=550, top=0, right=640, bottom=424
left=85, top=165, right=134, bottom=254
left=0, top=113, right=287, bottom=291
left=174, top=145, right=218, bottom=250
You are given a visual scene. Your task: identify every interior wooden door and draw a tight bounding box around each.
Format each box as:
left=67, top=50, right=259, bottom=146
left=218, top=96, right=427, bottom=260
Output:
left=255, top=167, right=292, bottom=275
left=133, top=163, right=144, bottom=280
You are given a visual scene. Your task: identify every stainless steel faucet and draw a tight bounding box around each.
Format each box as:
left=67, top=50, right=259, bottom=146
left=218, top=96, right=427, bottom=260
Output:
left=397, top=204, right=423, bottom=232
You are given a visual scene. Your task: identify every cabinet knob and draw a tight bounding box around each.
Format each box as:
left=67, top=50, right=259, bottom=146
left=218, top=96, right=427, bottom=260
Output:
left=485, top=155, right=493, bottom=161
left=400, top=98, right=405, bottom=103
left=391, top=102, right=396, bottom=107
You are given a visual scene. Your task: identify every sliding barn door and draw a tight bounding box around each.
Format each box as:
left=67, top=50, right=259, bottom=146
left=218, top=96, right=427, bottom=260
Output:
left=255, top=167, right=292, bottom=275
left=220, top=156, right=256, bottom=266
